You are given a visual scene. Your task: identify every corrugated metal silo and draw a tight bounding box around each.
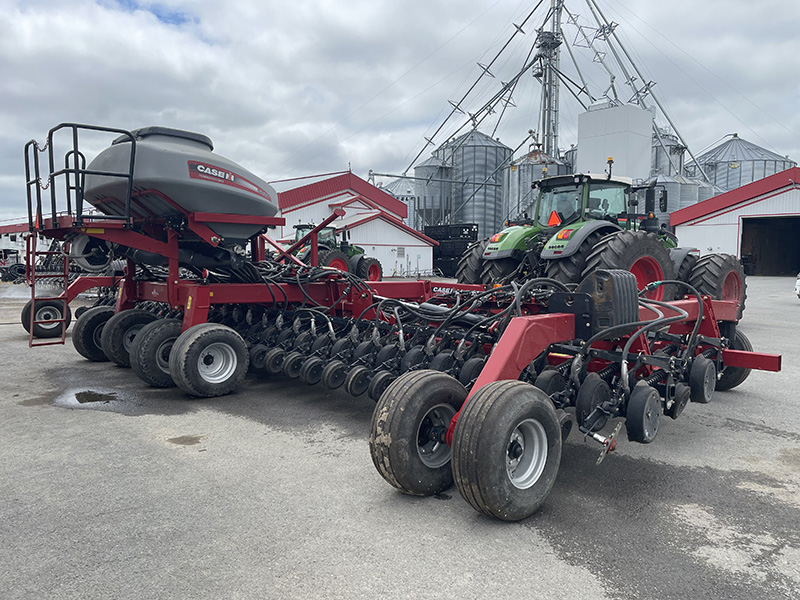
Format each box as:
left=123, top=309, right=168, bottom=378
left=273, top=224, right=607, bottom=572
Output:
left=413, top=155, right=452, bottom=230
left=435, top=130, right=513, bottom=239
left=503, top=149, right=568, bottom=221
left=675, top=175, right=699, bottom=210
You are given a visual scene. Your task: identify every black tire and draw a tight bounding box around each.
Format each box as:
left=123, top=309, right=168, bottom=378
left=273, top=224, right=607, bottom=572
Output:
left=368, top=370, right=396, bottom=401
left=318, top=249, right=351, bottom=272
left=356, top=256, right=383, bottom=281
left=100, top=309, right=159, bottom=367
left=374, top=343, right=399, bottom=368
left=344, top=365, right=371, bottom=396
left=282, top=351, right=305, bottom=379
left=666, top=382, right=691, bottom=419
left=545, top=232, right=604, bottom=286
left=249, top=344, right=269, bottom=371
left=480, top=257, right=519, bottom=286
left=329, top=337, right=354, bottom=360
left=263, top=348, right=286, bottom=375
left=400, top=346, right=427, bottom=372
left=688, top=253, right=747, bottom=319
left=429, top=349, right=456, bottom=374
left=451, top=381, right=562, bottom=521
left=582, top=230, right=675, bottom=301
left=21, top=299, right=72, bottom=339
left=626, top=383, right=661, bottom=443
left=321, top=359, right=347, bottom=389
left=575, top=373, right=610, bottom=431
left=299, top=357, right=325, bottom=386
left=456, top=238, right=488, bottom=284
left=689, top=355, right=716, bottom=404
left=533, top=368, right=568, bottom=397
left=716, top=329, right=753, bottom=391
left=673, top=254, right=698, bottom=300
left=369, top=370, right=467, bottom=496
left=72, top=306, right=115, bottom=362
left=168, top=323, right=249, bottom=398
left=458, top=356, right=486, bottom=387
left=130, top=318, right=182, bottom=387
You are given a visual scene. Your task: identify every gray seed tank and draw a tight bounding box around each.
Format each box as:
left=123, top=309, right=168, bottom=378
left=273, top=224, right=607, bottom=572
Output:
left=84, top=127, right=279, bottom=244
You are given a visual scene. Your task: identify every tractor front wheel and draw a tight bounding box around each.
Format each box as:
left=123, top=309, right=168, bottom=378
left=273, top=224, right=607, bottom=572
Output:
left=480, top=257, right=519, bottom=286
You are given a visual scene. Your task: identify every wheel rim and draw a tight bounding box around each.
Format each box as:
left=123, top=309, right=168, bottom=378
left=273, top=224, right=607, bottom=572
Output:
left=123, top=324, right=146, bottom=352
left=197, top=342, right=238, bottom=384
left=722, top=270, right=742, bottom=303
left=156, top=339, right=176, bottom=373
left=329, top=257, right=349, bottom=271
left=506, top=418, right=548, bottom=489
left=630, top=256, right=664, bottom=300
left=35, top=305, right=61, bottom=330
left=368, top=263, right=381, bottom=280
left=416, top=403, right=457, bottom=468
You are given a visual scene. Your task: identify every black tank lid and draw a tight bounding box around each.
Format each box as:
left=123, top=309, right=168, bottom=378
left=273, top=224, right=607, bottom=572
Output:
left=112, top=126, right=214, bottom=150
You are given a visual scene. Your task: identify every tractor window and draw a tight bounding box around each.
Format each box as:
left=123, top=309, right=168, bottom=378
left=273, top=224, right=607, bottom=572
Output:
left=536, top=184, right=582, bottom=226
left=294, top=225, right=337, bottom=245
left=585, top=184, right=627, bottom=220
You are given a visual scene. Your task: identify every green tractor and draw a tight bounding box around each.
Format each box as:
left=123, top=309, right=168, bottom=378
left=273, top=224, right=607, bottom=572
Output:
left=456, top=173, right=746, bottom=312
left=293, top=223, right=383, bottom=281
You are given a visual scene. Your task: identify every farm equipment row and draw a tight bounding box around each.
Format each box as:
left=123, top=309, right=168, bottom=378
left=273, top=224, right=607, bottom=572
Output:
left=19, top=123, right=782, bottom=521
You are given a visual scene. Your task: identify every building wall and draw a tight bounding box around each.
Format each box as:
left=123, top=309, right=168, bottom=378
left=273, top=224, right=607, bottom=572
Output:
left=347, top=219, right=433, bottom=276
left=674, top=187, right=800, bottom=256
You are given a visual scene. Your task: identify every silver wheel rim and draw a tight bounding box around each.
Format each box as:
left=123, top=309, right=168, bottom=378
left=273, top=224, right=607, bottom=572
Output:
left=197, top=342, right=237, bottom=384
left=507, top=418, right=548, bottom=489
left=35, top=306, right=61, bottom=330
left=122, top=324, right=145, bottom=353
left=156, top=338, right=176, bottom=374
left=416, top=403, right=456, bottom=468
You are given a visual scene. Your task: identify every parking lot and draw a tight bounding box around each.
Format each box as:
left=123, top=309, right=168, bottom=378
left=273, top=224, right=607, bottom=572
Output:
left=1, top=277, right=798, bottom=600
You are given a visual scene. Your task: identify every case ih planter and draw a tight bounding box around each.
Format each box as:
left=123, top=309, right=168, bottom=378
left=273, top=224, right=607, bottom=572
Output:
left=23, top=124, right=781, bottom=521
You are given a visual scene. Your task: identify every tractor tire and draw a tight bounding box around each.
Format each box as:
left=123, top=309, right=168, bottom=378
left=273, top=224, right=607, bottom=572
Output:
left=582, top=230, right=675, bottom=301
left=169, top=323, right=249, bottom=398
left=72, top=306, right=115, bottom=361
left=673, top=253, right=698, bottom=300
left=356, top=256, right=383, bottom=281
left=544, top=232, right=604, bottom=286
left=318, top=249, right=350, bottom=272
left=480, top=257, right=519, bottom=286
left=716, top=329, right=753, bottom=391
left=688, top=253, right=747, bottom=319
left=100, top=309, right=159, bottom=367
left=456, top=238, right=488, bottom=284
left=130, top=318, right=182, bottom=387
left=369, top=370, right=467, bottom=496
left=21, top=299, right=72, bottom=339
left=451, top=380, right=562, bottom=521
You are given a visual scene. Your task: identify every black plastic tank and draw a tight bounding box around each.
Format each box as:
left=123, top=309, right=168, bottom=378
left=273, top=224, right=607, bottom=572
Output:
left=83, top=127, right=279, bottom=244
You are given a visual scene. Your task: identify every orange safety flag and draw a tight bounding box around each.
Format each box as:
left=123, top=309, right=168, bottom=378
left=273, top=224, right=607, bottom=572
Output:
left=547, top=210, right=561, bottom=227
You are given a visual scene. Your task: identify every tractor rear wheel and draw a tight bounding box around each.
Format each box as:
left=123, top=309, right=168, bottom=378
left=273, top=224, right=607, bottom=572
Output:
left=582, top=231, right=675, bottom=300
left=369, top=370, right=467, bottom=496
left=318, top=249, right=350, bottom=272
left=545, top=232, right=604, bottom=286
left=451, top=380, right=562, bottom=521
left=456, top=238, right=488, bottom=284
left=480, top=257, right=519, bottom=286
left=688, top=253, right=747, bottom=319
left=356, top=256, right=383, bottom=281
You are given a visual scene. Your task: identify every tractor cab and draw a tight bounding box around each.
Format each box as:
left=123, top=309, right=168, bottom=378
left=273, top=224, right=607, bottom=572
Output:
left=534, top=174, right=630, bottom=230
left=294, top=224, right=339, bottom=247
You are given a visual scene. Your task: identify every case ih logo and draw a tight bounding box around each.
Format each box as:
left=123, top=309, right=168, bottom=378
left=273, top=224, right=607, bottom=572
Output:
left=187, top=161, right=273, bottom=202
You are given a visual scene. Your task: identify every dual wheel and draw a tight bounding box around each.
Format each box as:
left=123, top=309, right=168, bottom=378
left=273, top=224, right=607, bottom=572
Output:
left=369, top=371, right=562, bottom=521
left=71, top=307, right=249, bottom=397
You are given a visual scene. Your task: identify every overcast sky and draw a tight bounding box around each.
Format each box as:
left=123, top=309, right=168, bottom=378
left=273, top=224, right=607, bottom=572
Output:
left=1, top=0, right=798, bottom=223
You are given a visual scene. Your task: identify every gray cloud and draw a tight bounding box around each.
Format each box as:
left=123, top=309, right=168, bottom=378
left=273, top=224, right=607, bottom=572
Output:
left=1, top=0, right=798, bottom=223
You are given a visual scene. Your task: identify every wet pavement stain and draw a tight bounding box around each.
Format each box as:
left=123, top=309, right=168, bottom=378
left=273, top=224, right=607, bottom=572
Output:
left=17, top=396, right=53, bottom=407
left=167, top=435, right=204, bottom=446
left=75, top=390, right=117, bottom=404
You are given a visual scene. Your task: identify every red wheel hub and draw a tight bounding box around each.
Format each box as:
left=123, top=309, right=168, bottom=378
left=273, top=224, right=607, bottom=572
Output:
left=722, top=271, right=742, bottom=303
left=329, top=258, right=349, bottom=271
left=367, top=263, right=381, bottom=281
left=630, top=256, right=664, bottom=300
